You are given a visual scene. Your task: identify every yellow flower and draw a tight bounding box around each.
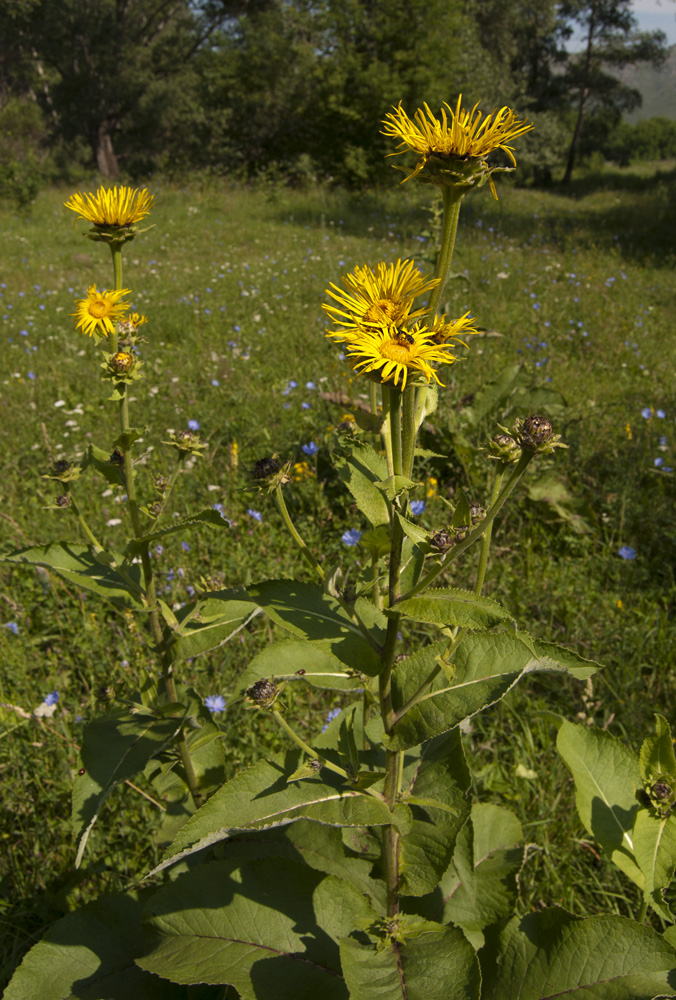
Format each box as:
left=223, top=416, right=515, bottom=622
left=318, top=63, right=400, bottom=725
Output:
left=428, top=310, right=478, bottom=344
left=293, top=460, right=315, bottom=482
left=72, top=285, right=130, bottom=338
left=341, top=322, right=457, bottom=391
left=382, top=96, right=533, bottom=187
left=64, top=185, right=154, bottom=227
left=324, top=258, right=439, bottom=337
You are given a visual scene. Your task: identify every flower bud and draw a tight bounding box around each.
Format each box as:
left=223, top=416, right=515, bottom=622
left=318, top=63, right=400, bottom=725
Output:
left=487, top=432, right=520, bottom=464
left=153, top=474, right=170, bottom=493
left=110, top=351, right=135, bottom=374
left=249, top=453, right=292, bottom=493
left=469, top=504, right=486, bottom=524
left=245, top=678, right=278, bottom=707
left=514, top=415, right=567, bottom=456
left=147, top=500, right=163, bottom=518
left=43, top=459, right=81, bottom=484
left=55, top=494, right=72, bottom=508
left=253, top=456, right=281, bottom=480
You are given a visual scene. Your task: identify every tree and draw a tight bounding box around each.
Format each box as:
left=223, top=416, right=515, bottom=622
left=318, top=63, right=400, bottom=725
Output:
left=557, top=0, right=668, bottom=183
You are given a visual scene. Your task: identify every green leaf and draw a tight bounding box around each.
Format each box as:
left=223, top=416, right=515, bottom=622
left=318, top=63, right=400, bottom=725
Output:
left=633, top=809, right=676, bottom=921
left=125, top=508, right=233, bottom=555
left=396, top=512, right=429, bottom=546
left=391, top=587, right=512, bottom=630
left=247, top=579, right=382, bottom=676
left=168, top=587, right=261, bottom=662
left=460, top=363, right=521, bottom=427
left=398, top=729, right=471, bottom=896
left=335, top=441, right=390, bottom=527
left=413, top=804, right=523, bottom=949
left=236, top=640, right=364, bottom=694
left=3, top=891, right=216, bottom=1000
left=451, top=489, right=472, bottom=528
left=375, top=475, right=417, bottom=502
left=82, top=442, right=125, bottom=487
left=139, top=859, right=375, bottom=998
left=557, top=720, right=644, bottom=887
left=388, top=635, right=600, bottom=752
left=151, top=748, right=398, bottom=875
left=2, top=542, right=144, bottom=608
left=482, top=909, right=676, bottom=999
left=340, top=914, right=481, bottom=1000
left=73, top=710, right=184, bottom=867
left=640, top=713, right=676, bottom=785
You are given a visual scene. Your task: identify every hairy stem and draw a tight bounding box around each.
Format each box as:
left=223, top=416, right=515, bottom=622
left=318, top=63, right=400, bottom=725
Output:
left=426, top=186, right=464, bottom=321
left=274, top=485, right=325, bottom=581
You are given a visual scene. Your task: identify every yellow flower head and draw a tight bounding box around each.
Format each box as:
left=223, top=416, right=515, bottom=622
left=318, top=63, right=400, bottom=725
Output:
left=340, top=322, right=457, bottom=391
left=64, top=185, right=154, bottom=227
left=324, top=258, right=439, bottom=338
left=382, top=96, right=533, bottom=190
left=428, top=309, right=478, bottom=345
left=72, top=285, right=130, bottom=339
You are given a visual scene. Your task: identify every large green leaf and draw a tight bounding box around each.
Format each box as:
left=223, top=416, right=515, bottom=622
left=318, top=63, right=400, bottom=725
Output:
left=412, top=803, right=523, bottom=949
left=139, top=859, right=376, bottom=998
left=125, top=508, right=233, bottom=556
left=151, top=748, right=402, bottom=875
left=482, top=909, right=676, bottom=999
left=390, top=587, right=512, bottom=630
left=167, top=587, right=260, bottom=662
left=236, top=639, right=364, bottom=693
left=247, top=579, right=382, bottom=675
left=633, top=809, right=676, bottom=921
left=335, top=440, right=390, bottom=528
left=2, top=542, right=144, bottom=608
left=398, top=729, right=471, bottom=896
left=387, top=635, right=599, bottom=751
left=3, top=891, right=217, bottom=1000
left=340, top=914, right=481, bottom=1000
left=557, top=720, right=644, bottom=887
left=73, top=709, right=185, bottom=866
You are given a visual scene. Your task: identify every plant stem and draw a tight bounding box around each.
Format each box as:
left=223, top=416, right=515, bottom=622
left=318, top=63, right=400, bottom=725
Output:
left=370, top=382, right=378, bottom=417
left=387, top=386, right=403, bottom=480
left=381, top=387, right=394, bottom=476
left=274, top=485, right=325, bottom=581
left=474, top=469, right=504, bottom=596
left=401, top=386, right=417, bottom=479
left=69, top=497, right=104, bottom=551
left=398, top=451, right=533, bottom=602
left=271, top=708, right=351, bottom=781
left=426, top=186, right=464, bottom=321
left=109, top=244, right=123, bottom=352
left=636, top=900, right=648, bottom=924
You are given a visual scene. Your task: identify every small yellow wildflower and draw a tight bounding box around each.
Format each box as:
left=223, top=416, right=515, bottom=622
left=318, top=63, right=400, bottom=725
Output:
left=426, top=476, right=438, bottom=499
left=625, top=422, right=632, bottom=440
left=339, top=322, right=457, bottom=391
left=324, top=258, right=439, bottom=337
left=64, top=185, right=154, bottom=227
left=293, top=461, right=315, bottom=482
left=72, top=285, right=129, bottom=339
left=382, top=96, right=532, bottom=191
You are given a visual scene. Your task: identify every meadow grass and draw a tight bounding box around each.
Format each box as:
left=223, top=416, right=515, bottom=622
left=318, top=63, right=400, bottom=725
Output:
left=1, top=163, right=675, bottom=984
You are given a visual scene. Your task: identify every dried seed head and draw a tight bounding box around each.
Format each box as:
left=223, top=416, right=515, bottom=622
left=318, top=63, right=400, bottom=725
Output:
left=514, top=415, right=567, bottom=456
left=252, top=456, right=281, bottom=480
left=55, top=494, right=72, bottom=508
left=307, top=759, right=322, bottom=773
left=110, top=448, right=125, bottom=466
left=469, top=504, right=486, bottom=524
left=245, top=678, right=278, bottom=707
left=430, top=529, right=454, bottom=553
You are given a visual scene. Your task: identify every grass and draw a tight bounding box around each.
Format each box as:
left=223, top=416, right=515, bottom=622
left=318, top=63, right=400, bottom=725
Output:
left=1, top=161, right=675, bottom=985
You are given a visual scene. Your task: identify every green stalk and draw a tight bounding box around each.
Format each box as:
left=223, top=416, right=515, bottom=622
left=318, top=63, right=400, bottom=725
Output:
left=387, top=386, right=403, bottom=479
left=381, top=387, right=394, bottom=476
left=369, top=381, right=378, bottom=418
left=426, top=186, right=464, bottom=321
left=69, top=497, right=104, bottom=551
left=109, top=244, right=123, bottom=353
left=474, top=468, right=504, bottom=597
left=274, top=485, right=325, bottom=581
left=398, top=451, right=533, bottom=602
left=401, top=386, right=417, bottom=479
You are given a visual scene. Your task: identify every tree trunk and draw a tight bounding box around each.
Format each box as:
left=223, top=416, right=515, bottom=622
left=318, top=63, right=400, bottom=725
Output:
left=562, top=86, right=588, bottom=184
left=96, top=123, right=120, bottom=178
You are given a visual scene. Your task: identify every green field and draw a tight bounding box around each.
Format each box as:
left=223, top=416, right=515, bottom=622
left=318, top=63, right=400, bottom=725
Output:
left=1, top=164, right=676, bottom=985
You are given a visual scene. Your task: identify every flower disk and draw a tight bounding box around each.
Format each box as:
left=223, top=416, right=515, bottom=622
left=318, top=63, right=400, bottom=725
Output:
left=64, top=185, right=154, bottom=227
left=72, top=285, right=130, bottom=339
left=344, top=323, right=457, bottom=390
left=324, top=258, right=439, bottom=337
left=382, top=96, right=533, bottom=182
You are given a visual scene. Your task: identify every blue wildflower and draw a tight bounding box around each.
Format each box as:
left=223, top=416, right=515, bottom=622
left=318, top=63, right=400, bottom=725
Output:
left=205, top=694, right=226, bottom=714
left=322, top=707, right=342, bottom=732
left=655, top=457, right=664, bottom=468
left=641, top=408, right=652, bottom=419
left=302, top=441, right=319, bottom=457
left=342, top=529, right=362, bottom=546
left=657, top=409, right=666, bottom=419
left=409, top=500, right=426, bottom=516
left=5, top=622, right=19, bottom=635
left=181, top=541, right=191, bottom=552
left=247, top=509, right=263, bottom=522
left=44, top=691, right=60, bottom=706
left=618, top=546, right=636, bottom=560
left=187, top=419, right=200, bottom=431
left=306, top=381, right=317, bottom=390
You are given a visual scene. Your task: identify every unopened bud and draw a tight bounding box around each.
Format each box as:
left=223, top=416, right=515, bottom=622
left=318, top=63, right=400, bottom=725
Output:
left=147, top=500, right=162, bottom=518
left=110, top=351, right=135, bottom=374
left=487, top=432, right=520, bottom=464
left=514, top=415, right=566, bottom=456
left=252, top=456, right=280, bottom=480
left=469, top=504, right=486, bottom=524
left=245, top=678, right=278, bottom=707
left=55, top=494, right=71, bottom=508
left=250, top=453, right=292, bottom=493
left=154, top=474, right=170, bottom=493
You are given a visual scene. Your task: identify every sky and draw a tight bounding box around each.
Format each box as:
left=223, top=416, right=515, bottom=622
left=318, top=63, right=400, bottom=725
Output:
left=567, top=0, right=676, bottom=49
